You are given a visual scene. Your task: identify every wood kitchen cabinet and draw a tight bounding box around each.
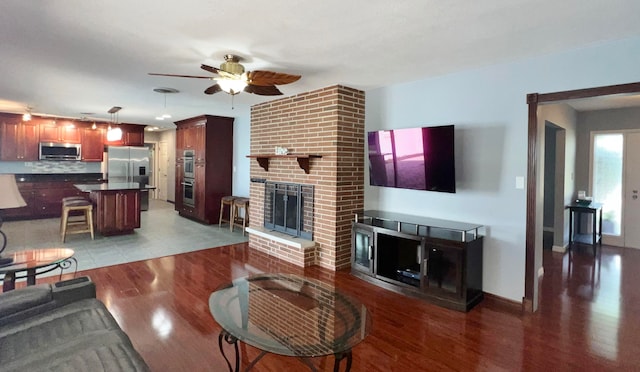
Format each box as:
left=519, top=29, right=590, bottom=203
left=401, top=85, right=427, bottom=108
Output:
left=90, top=189, right=141, bottom=235
left=0, top=114, right=39, bottom=161
left=81, top=127, right=105, bottom=161
left=33, top=182, right=86, bottom=218
left=4, top=177, right=103, bottom=221
left=104, top=124, right=145, bottom=147
left=174, top=115, right=234, bottom=224
left=174, top=161, right=184, bottom=211
left=38, top=119, right=81, bottom=143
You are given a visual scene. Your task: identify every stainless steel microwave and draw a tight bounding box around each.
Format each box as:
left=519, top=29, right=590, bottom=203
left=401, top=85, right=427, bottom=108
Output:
left=39, top=142, right=82, bottom=161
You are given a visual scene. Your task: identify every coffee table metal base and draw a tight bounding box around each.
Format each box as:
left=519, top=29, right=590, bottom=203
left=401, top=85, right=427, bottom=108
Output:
left=2, top=257, right=77, bottom=292
left=218, top=329, right=353, bottom=372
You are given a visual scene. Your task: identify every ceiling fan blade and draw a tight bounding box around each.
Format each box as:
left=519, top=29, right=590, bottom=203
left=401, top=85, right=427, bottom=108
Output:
left=246, top=70, right=301, bottom=86
left=204, top=84, right=222, bottom=95
left=148, top=73, right=212, bottom=79
left=200, top=64, right=221, bottom=74
left=244, top=84, right=283, bottom=96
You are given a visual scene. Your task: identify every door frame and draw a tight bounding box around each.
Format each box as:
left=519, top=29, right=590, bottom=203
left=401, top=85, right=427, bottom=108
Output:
left=525, top=82, right=640, bottom=313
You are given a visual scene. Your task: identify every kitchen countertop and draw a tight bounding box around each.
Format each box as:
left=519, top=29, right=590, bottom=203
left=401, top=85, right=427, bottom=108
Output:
left=13, top=173, right=105, bottom=183
left=74, top=182, right=156, bottom=192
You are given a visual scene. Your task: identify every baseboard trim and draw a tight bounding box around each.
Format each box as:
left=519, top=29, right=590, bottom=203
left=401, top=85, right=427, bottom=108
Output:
left=552, top=244, right=567, bottom=253
left=483, top=292, right=523, bottom=315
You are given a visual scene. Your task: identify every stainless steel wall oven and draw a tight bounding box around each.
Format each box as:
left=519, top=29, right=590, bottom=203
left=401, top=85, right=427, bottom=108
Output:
left=182, top=178, right=195, bottom=206
left=183, top=150, right=195, bottom=179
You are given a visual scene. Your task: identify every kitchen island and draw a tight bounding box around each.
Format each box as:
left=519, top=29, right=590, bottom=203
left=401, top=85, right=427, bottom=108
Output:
left=75, top=183, right=151, bottom=236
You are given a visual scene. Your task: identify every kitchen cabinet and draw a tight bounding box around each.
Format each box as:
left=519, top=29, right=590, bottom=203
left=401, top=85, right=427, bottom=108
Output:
left=33, top=182, right=86, bottom=218
left=90, top=189, right=141, bottom=235
left=174, top=115, right=234, bottom=224
left=4, top=175, right=103, bottom=221
left=174, top=161, right=184, bottom=211
left=0, top=114, right=39, bottom=161
left=38, top=119, right=81, bottom=143
left=81, top=127, right=105, bottom=161
left=104, top=124, right=145, bottom=147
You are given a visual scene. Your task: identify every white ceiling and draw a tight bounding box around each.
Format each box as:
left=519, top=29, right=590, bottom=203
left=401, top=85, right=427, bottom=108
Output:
left=1, top=1, right=640, bottom=128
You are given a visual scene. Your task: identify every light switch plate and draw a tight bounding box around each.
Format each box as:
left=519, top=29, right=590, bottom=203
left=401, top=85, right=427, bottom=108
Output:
left=516, top=176, right=525, bottom=189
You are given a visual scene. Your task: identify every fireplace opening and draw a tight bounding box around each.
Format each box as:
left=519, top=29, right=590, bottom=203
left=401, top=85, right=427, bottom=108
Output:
left=264, top=182, right=314, bottom=240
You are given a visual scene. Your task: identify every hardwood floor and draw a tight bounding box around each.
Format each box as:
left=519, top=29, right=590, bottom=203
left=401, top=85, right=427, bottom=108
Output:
left=20, top=242, right=640, bottom=371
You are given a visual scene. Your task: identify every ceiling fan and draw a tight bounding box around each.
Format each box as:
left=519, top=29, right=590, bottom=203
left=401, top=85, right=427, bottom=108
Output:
left=149, top=54, right=301, bottom=96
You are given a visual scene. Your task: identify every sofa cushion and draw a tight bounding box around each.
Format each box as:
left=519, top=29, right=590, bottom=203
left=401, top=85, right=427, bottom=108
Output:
left=0, top=298, right=149, bottom=371
left=0, top=284, right=53, bottom=324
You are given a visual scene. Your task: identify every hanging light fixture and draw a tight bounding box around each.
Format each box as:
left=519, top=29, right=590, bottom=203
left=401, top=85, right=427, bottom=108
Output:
left=153, top=87, right=179, bottom=120
left=106, top=106, right=122, bottom=141
left=22, top=107, right=32, bottom=122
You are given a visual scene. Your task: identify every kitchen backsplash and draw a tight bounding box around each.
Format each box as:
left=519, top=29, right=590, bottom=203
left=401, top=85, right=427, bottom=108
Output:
left=0, top=160, right=102, bottom=174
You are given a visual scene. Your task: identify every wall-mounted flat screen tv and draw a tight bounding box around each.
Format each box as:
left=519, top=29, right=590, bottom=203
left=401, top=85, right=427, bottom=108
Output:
left=367, top=125, right=456, bottom=193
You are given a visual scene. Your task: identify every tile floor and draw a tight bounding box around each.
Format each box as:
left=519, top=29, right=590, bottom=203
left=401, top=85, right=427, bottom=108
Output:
left=2, top=199, right=248, bottom=273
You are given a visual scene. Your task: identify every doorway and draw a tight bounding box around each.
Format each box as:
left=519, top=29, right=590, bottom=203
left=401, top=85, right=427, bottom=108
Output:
left=592, top=131, right=640, bottom=249
left=543, top=122, right=566, bottom=251
left=624, top=132, right=640, bottom=248
left=525, top=82, right=640, bottom=313
left=144, top=141, right=158, bottom=200
left=157, top=140, right=169, bottom=201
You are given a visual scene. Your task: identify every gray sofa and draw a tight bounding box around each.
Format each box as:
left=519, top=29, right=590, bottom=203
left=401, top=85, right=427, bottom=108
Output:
left=0, top=276, right=149, bottom=371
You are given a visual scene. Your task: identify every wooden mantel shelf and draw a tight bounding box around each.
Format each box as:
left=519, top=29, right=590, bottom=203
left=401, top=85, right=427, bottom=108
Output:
left=246, top=154, right=322, bottom=174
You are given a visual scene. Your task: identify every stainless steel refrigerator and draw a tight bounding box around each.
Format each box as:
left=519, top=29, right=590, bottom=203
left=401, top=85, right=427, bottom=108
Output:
left=107, top=146, right=151, bottom=211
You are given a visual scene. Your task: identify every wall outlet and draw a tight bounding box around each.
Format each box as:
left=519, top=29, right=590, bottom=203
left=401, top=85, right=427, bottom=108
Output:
left=25, top=162, right=33, bottom=167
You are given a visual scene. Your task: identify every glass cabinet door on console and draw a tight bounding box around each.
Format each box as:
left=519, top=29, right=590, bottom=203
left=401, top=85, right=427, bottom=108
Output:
left=425, top=243, right=463, bottom=299
left=352, top=225, right=374, bottom=274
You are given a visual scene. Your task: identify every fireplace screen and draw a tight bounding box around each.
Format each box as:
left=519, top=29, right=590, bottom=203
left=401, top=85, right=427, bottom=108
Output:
left=264, top=182, right=314, bottom=240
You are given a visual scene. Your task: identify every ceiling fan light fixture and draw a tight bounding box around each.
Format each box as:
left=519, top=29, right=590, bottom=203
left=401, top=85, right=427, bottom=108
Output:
left=218, top=79, right=247, bottom=95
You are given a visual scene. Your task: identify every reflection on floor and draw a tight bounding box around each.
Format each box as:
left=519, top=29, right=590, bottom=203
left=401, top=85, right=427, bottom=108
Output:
left=2, top=199, right=248, bottom=272
left=538, top=243, right=640, bottom=368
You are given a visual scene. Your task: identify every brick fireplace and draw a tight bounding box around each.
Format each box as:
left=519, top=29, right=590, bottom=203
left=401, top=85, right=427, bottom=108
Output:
left=247, top=85, right=365, bottom=270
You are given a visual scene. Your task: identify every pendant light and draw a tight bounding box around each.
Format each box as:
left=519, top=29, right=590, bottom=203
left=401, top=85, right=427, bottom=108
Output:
left=153, top=87, right=179, bottom=120
left=107, top=106, right=122, bottom=141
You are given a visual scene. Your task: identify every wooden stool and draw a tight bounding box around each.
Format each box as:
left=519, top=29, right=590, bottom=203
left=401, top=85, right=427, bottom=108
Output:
left=62, top=196, right=87, bottom=204
left=60, top=200, right=94, bottom=242
left=59, top=196, right=90, bottom=233
left=231, top=197, right=250, bottom=236
left=218, top=196, right=236, bottom=226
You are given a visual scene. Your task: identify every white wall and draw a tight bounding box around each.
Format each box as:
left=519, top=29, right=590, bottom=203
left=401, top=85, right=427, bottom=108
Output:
left=365, top=36, right=640, bottom=302
left=232, top=109, right=251, bottom=198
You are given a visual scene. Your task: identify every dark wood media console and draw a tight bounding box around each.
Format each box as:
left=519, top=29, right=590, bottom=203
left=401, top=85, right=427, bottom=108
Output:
left=351, top=210, right=483, bottom=312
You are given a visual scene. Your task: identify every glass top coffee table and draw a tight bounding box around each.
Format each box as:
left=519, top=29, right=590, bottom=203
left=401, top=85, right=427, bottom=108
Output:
left=209, top=273, right=371, bottom=371
left=0, top=248, right=76, bottom=292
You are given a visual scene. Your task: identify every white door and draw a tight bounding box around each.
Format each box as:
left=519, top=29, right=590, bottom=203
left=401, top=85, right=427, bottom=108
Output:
left=624, top=132, right=640, bottom=248
left=158, top=141, right=169, bottom=201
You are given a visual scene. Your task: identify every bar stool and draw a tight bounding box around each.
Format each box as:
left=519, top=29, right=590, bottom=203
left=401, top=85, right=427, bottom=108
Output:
left=231, top=197, right=250, bottom=236
left=60, top=199, right=94, bottom=242
left=218, top=196, right=236, bottom=227
left=59, top=196, right=89, bottom=234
